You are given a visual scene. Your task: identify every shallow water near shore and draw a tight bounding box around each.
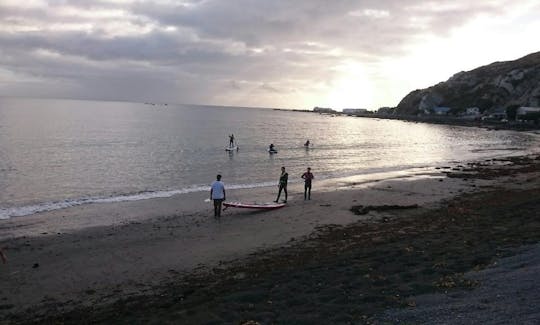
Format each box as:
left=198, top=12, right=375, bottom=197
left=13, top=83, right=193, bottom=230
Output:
left=1, top=97, right=539, bottom=219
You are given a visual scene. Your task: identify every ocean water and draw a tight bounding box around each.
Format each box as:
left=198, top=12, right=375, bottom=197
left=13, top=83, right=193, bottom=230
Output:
left=1, top=97, right=539, bottom=219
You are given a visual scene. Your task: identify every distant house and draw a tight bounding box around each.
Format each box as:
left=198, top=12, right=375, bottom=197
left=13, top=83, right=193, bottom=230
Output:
left=342, top=108, right=369, bottom=115
left=465, top=107, right=480, bottom=115
left=516, top=106, right=540, bottom=122
left=432, top=107, right=451, bottom=115
left=313, top=106, right=335, bottom=113
left=459, top=107, right=481, bottom=120
left=482, top=107, right=507, bottom=121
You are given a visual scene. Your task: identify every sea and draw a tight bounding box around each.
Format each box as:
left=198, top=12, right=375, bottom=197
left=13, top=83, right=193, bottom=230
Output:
left=1, top=97, right=539, bottom=220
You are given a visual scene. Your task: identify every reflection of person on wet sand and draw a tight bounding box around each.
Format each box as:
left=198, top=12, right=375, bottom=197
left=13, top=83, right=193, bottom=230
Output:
left=0, top=248, right=6, bottom=264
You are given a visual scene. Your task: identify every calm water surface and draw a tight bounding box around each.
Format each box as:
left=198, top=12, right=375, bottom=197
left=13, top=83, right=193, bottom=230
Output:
left=1, top=97, right=539, bottom=219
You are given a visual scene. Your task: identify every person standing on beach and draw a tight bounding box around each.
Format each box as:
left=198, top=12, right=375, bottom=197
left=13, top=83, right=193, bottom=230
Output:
left=301, top=167, right=314, bottom=200
left=275, top=166, right=288, bottom=203
left=210, top=174, right=226, bottom=218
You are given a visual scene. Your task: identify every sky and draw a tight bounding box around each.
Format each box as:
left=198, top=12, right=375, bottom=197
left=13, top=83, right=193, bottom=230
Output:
left=0, top=0, right=539, bottom=110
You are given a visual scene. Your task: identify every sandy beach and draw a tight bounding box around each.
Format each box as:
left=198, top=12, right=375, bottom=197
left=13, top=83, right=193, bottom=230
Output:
left=1, top=154, right=540, bottom=324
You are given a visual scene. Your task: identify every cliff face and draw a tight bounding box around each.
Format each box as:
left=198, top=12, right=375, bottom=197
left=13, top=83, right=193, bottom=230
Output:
left=395, top=51, right=540, bottom=115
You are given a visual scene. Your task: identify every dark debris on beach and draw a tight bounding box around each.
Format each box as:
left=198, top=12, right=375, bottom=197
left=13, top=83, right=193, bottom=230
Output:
left=443, top=155, right=540, bottom=180
left=349, top=204, right=419, bottom=215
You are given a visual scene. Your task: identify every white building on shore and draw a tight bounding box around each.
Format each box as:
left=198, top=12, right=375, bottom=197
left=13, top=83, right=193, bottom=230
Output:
left=313, top=106, right=335, bottom=113
left=342, top=108, right=369, bottom=114
left=516, top=106, right=540, bottom=121
left=459, top=107, right=482, bottom=120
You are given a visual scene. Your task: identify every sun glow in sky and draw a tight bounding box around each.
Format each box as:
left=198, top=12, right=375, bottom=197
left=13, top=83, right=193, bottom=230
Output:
left=324, top=61, right=373, bottom=109
left=0, top=0, right=539, bottom=110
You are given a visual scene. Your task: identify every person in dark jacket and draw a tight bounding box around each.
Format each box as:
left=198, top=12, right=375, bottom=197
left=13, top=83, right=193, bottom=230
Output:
left=301, top=167, right=314, bottom=200
left=274, top=166, right=288, bottom=203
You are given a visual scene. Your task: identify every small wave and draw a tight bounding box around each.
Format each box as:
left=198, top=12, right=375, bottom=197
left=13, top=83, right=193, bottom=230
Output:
left=0, top=181, right=282, bottom=219
left=0, top=160, right=497, bottom=220
left=470, top=147, right=521, bottom=153
left=0, top=186, right=204, bottom=220
left=0, top=167, right=433, bottom=220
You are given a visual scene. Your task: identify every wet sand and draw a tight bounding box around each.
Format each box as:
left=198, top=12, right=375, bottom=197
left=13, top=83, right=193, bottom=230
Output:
left=1, top=155, right=540, bottom=324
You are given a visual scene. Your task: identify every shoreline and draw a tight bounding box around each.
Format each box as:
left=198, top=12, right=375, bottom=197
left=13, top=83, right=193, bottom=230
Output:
left=3, top=113, right=540, bottom=222
left=0, top=163, right=466, bottom=235
left=0, top=168, right=431, bottom=222
left=0, top=148, right=533, bottom=224
left=295, top=108, right=540, bottom=133
left=1, top=154, right=540, bottom=323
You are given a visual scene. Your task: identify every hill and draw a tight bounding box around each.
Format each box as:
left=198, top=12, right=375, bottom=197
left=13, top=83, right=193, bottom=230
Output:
left=395, top=51, right=540, bottom=115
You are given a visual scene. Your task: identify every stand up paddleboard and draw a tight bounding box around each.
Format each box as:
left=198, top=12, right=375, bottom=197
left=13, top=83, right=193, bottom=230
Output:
left=225, top=145, right=239, bottom=151
left=223, top=201, right=286, bottom=210
left=268, top=149, right=278, bottom=154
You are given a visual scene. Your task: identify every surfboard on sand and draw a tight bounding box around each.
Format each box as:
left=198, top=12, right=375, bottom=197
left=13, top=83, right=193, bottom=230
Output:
left=223, top=201, right=286, bottom=210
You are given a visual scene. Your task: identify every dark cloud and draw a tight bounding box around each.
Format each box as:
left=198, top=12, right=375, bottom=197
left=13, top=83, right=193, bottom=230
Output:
left=0, top=0, right=531, bottom=108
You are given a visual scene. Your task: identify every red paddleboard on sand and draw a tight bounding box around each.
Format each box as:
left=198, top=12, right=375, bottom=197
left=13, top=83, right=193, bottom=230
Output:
left=223, top=201, right=286, bottom=210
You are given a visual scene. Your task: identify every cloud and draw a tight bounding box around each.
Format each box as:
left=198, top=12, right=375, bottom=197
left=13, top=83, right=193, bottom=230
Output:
left=0, top=0, right=536, bottom=108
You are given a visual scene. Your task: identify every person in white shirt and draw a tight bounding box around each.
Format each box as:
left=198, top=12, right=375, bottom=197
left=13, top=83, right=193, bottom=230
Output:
left=210, top=174, right=226, bottom=218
